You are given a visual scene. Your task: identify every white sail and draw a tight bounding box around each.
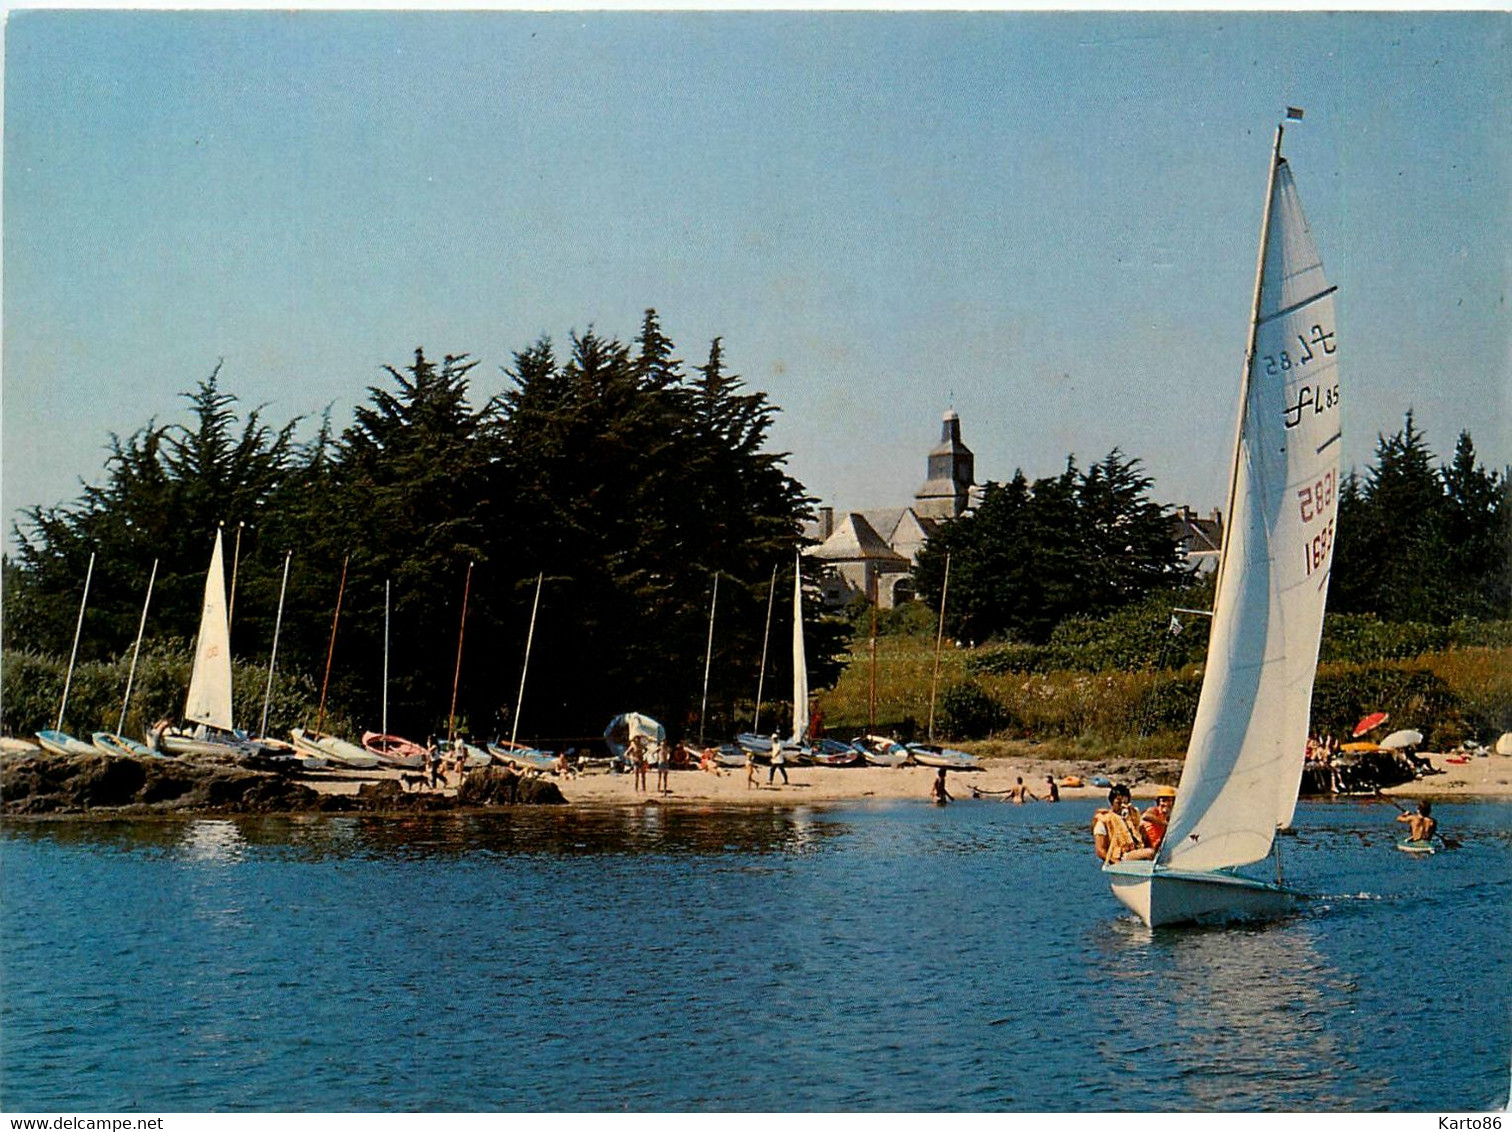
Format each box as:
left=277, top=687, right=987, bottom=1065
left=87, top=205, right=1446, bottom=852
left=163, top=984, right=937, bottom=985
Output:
left=184, top=530, right=236, bottom=732
left=1159, top=157, right=1341, bottom=872
left=791, top=555, right=809, bottom=744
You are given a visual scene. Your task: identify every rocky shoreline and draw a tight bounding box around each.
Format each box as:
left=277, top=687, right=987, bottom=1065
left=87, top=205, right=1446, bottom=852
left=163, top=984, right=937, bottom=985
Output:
left=0, top=752, right=565, bottom=817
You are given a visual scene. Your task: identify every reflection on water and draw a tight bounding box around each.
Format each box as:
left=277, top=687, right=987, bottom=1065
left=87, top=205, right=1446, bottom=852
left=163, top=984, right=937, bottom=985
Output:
left=178, top=819, right=247, bottom=865
left=1095, top=919, right=1382, bottom=1110
left=1, top=799, right=1507, bottom=1111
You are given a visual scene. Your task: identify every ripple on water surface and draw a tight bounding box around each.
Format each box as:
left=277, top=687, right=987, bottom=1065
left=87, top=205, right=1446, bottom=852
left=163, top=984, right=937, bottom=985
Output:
left=1, top=799, right=1508, bottom=1111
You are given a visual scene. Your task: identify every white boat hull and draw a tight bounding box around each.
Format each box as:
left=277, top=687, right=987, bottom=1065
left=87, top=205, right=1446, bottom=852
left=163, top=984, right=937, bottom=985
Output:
left=290, top=728, right=380, bottom=769
left=1104, top=860, right=1295, bottom=927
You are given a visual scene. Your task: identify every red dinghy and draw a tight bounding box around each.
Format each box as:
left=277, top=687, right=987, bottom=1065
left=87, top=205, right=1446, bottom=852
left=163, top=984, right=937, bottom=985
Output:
left=362, top=731, right=429, bottom=769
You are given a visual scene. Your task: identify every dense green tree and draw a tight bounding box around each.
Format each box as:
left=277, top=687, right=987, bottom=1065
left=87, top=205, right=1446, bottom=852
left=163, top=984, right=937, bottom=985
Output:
left=913, top=451, right=1186, bottom=645
left=1332, top=413, right=1507, bottom=623
left=6, top=366, right=297, bottom=669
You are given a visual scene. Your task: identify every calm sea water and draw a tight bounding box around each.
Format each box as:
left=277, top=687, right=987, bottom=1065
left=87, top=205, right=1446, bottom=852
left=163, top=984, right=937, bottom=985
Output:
left=2, top=796, right=1508, bottom=1112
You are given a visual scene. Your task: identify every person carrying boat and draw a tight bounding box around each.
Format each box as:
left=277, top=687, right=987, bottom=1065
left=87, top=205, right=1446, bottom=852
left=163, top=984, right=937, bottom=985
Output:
left=1140, top=785, right=1177, bottom=849
left=1396, top=799, right=1437, bottom=843
left=1092, top=784, right=1155, bottom=863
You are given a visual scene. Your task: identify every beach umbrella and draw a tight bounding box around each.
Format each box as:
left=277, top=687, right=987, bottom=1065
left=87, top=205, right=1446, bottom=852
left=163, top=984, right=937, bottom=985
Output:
left=1352, top=711, right=1389, bottom=737
left=1380, top=729, right=1424, bottom=750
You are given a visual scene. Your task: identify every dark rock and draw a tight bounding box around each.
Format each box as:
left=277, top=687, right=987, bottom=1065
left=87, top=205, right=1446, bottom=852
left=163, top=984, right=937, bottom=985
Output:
left=458, top=766, right=566, bottom=807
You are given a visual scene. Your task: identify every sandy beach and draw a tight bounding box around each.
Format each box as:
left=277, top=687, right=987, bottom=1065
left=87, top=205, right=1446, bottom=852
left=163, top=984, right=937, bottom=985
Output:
left=302, top=748, right=1509, bottom=808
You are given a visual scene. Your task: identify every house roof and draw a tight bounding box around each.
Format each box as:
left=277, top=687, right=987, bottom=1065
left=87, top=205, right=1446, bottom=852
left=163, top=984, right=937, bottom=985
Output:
left=807, top=512, right=910, bottom=563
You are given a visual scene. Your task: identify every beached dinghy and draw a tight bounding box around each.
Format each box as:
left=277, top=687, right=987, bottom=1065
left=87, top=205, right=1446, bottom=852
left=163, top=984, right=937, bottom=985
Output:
left=92, top=732, right=156, bottom=758
left=1105, top=113, right=1341, bottom=927
left=36, top=729, right=97, bottom=757
left=152, top=531, right=270, bottom=761
left=362, top=731, right=428, bottom=769
left=906, top=743, right=982, bottom=771
left=290, top=728, right=381, bottom=769
left=852, top=735, right=910, bottom=767
left=487, top=741, right=558, bottom=774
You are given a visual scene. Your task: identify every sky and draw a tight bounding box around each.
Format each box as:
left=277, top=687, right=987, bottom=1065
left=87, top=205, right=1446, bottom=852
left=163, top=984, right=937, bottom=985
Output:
left=4, top=9, right=1508, bottom=553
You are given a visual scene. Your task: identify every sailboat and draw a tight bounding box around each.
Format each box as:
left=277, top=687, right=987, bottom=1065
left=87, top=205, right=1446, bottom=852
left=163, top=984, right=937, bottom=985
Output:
left=362, top=580, right=430, bottom=768
left=1105, top=115, right=1342, bottom=927
left=37, top=553, right=99, bottom=756
left=735, top=554, right=813, bottom=763
left=152, top=531, right=262, bottom=759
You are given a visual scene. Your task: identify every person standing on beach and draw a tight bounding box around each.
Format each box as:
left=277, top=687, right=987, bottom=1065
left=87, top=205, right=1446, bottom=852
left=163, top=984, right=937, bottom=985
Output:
left=630, top=736, right=648, bottom=792
left=745, top=746, right=759, bottom=790
left=654, top=740, right=671, bottom=795
left=930, top=767, right=952, bottom=805
left=767, top=734, right=788, bottom=786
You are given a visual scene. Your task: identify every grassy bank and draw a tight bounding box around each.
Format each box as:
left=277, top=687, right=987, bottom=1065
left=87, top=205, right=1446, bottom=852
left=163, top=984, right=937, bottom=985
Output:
left=815, top=633, right=1512, bottom=760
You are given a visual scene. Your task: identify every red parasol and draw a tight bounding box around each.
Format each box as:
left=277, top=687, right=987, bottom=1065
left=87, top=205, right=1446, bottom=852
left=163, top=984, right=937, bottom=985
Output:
left=1352, top=711, right=1389, bottom=738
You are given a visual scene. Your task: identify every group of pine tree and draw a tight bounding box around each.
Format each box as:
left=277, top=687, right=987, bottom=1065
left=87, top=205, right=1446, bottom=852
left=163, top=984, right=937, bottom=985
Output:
left=3, top=303, right=1506, bottom=746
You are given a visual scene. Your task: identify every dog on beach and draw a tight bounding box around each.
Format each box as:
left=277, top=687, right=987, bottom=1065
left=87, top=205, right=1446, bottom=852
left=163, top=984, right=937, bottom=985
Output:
left=399, top=771, right=429, bottom=792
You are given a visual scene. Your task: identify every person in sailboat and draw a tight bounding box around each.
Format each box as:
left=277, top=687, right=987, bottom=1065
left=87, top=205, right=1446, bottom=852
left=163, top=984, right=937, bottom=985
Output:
left=1092, top=784, right=1155, bottom=863
left=1141, top=785, right=1177, bottom=849
left=1396, top=800, right=1437, bottom=844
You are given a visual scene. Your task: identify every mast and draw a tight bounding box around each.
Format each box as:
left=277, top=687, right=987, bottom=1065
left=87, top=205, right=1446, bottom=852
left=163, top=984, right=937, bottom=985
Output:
left=927, top=552, right=951, bottom=743
left=116, top=558, right=158, bottom=736
left=752, top=564, right=777, bottom=734
left=1214, top=121, right=1286, bottom=609
left=447, top=561, right=474, bottom=745
left=56, top=551, right=96, bottom=732
left=258, top=550, right=291, bottom=740
left=382, top=579, right=391, bottom=739
left=315, top=554, right=349, bottom=737
left=509, top=572, right=544, bottom=750
left=698, top=572, right=719, bottom=747
left=867, top=573, right=878, bottom=732
left=227, top=520, right=245, bottom=633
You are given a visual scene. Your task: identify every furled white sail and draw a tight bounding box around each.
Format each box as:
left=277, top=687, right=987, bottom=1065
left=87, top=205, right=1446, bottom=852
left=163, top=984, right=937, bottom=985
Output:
left=791, top=555, right=810, bottom=744
left=1159, top=158, right=1341, bottom=872
left=184, top=530, right=236, bottom=732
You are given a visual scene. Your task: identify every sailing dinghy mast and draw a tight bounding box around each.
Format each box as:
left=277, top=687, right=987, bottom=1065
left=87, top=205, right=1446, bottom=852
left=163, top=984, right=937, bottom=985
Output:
left=314, top=554, right=350, bottom=738
left=447, top=561, right=474, bottom=746
left=752, top=563, right=777, bottom=734
left=116, top=558, right=158, bottom=736
left=56, top=551, right=96, bottom=732
left=509, top=571, right=544, bottom=751
left=258, top=550, right=292, bottom=740
left=927, top=551, right=951, bottom=743
left=698, top=572, right=719, bottom=748
left=1214, top=120, right=1286, bottom=613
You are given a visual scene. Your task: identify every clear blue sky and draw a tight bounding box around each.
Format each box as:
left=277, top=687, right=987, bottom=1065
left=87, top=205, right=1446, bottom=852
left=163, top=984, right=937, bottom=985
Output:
left=4, top=10, right=1508, bottom=551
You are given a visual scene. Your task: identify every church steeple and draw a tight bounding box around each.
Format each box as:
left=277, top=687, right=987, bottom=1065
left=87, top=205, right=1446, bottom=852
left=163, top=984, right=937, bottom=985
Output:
left=914, top=409, right=974, bottom=519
